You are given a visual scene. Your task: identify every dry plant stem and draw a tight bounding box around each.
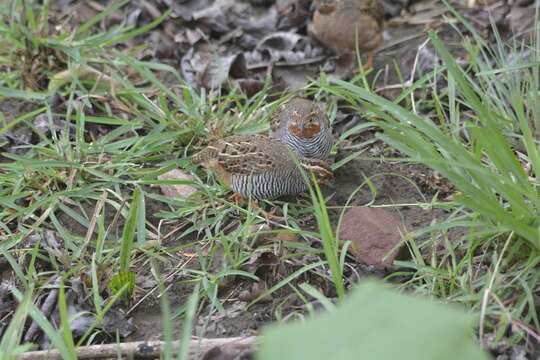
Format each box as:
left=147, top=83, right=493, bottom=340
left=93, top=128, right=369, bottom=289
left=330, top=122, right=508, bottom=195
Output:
left=479, top=232, right=513, bottom=347
left=246, top=56, right=327, bottom=70
left=510, top=319, right=540, bottom=344
left=20, top=206, right=53, bottom=243
left=376, top=32, right=424, bottom=52
left=409, top=38, right=430, bottom=114
left=375, top=37, right=429, bottom=93
left=126, top=250, right=199, bottom=315
left=490, top=292, right=540, bottom=343
left=81, top=190, right=108, bottom=255
left=16, top=336, right=258, bottom=360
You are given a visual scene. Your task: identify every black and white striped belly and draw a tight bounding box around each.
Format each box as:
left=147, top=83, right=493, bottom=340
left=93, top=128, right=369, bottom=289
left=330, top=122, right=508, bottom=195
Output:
left=230, top=169, right=307, bottom=199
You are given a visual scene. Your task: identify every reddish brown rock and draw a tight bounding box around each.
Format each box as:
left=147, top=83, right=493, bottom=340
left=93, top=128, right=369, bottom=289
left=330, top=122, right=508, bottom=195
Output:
left=338, top=207, right=405, bottom=270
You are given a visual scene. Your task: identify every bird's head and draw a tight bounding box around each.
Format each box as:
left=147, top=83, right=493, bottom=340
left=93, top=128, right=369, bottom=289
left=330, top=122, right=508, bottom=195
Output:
left=287, top=100, right=328, bottom=140
left=313, top=0, right=337, bottom=14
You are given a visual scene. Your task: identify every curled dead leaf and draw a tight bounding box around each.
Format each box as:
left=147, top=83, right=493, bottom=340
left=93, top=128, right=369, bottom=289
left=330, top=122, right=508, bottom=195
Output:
left=201, top=53, right=249, bottom=89
left=256, top=31, right=303, bottom=52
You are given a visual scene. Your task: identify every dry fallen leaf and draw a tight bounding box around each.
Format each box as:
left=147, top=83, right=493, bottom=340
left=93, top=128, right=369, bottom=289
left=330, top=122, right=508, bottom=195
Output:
left=158, top=169, right=198, bottom=199
left=201, top=53, right=249, bottom=89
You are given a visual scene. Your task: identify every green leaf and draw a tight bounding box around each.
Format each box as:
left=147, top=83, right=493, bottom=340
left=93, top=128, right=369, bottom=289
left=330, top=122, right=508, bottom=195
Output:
left=178, top=284, right=200, bottom=360
left=257, top=280, right=489, bottom=360
left=58, top=280, right=77, bottom=359
left=107, top=187, right=141, bottom=303
left=0, top=286, right=32, bottom=358
left=109, top=271, right=135, bottom=303
left=309, top=179, right=345, bottom=299
left=74, top=0, right=130, bottom=36
left=119, top=187, right=140, bottom=272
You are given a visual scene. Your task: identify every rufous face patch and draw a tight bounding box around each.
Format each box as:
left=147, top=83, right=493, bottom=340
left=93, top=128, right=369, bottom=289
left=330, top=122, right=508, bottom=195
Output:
left=288, top=122, right=321, bottom=139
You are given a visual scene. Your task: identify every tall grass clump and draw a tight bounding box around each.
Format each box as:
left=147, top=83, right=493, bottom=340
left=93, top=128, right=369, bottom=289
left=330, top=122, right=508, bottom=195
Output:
left=317, top=16, right=540, bottom=351
left=0, top=0, right=169, bottom=90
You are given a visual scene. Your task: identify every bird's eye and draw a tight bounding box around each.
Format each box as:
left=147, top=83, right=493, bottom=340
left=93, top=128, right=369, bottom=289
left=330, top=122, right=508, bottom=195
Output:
left=307, top=114, right=321, bottom=126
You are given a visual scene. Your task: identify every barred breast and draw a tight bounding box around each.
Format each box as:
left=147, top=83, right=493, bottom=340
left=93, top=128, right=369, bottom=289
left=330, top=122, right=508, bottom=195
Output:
left=230, top=168, right=308, bottom=199
left=281, top=129, right=333, bottom=160
left=270, top=98, right=333, bottom=161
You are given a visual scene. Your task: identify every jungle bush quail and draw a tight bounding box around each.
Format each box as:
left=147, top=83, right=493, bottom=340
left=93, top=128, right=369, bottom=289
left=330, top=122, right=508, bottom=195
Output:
left=192, top=134, right=333, bottom=200
left=270, top=98, right=333, bottom=161
left=308, top=0, right=384, bottom=69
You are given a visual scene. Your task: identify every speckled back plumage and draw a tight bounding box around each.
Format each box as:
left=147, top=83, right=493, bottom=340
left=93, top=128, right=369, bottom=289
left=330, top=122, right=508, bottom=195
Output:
left=192, top=135, right=332, bottom=199
left=270, top=98, right=333, bottom=161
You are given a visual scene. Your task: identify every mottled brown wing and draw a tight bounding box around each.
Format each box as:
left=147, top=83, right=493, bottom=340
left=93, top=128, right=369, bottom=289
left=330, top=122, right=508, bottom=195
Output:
left=215, top=135, right=280, bottom=175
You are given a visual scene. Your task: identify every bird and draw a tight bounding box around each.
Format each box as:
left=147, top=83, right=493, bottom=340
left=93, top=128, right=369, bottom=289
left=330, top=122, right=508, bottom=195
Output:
left=308, top=0, right=384, bottom=70
left=270, top=98, right=333, bottom=161
left=192, top=134, right=333, bottom=201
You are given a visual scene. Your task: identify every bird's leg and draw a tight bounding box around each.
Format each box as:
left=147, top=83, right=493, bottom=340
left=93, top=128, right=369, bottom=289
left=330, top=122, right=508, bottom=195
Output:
left=229, top=192, right=246, bottom=206
left=363, top=51, right=375, bottom=71
left=297, top=192, right=312, bottom=206
left=251, top=200, right=282, bottom=222
left=352, top=52, right=375, bottom=75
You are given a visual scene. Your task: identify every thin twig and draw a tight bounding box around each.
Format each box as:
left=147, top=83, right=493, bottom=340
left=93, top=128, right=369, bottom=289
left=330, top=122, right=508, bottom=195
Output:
left=126, top=248, right=200, bottom=315
left=16, top=336, right=257, bottom=360
left=80, top=190, right=108, bottom=256
left=246, top=56, right=327, bottom=71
